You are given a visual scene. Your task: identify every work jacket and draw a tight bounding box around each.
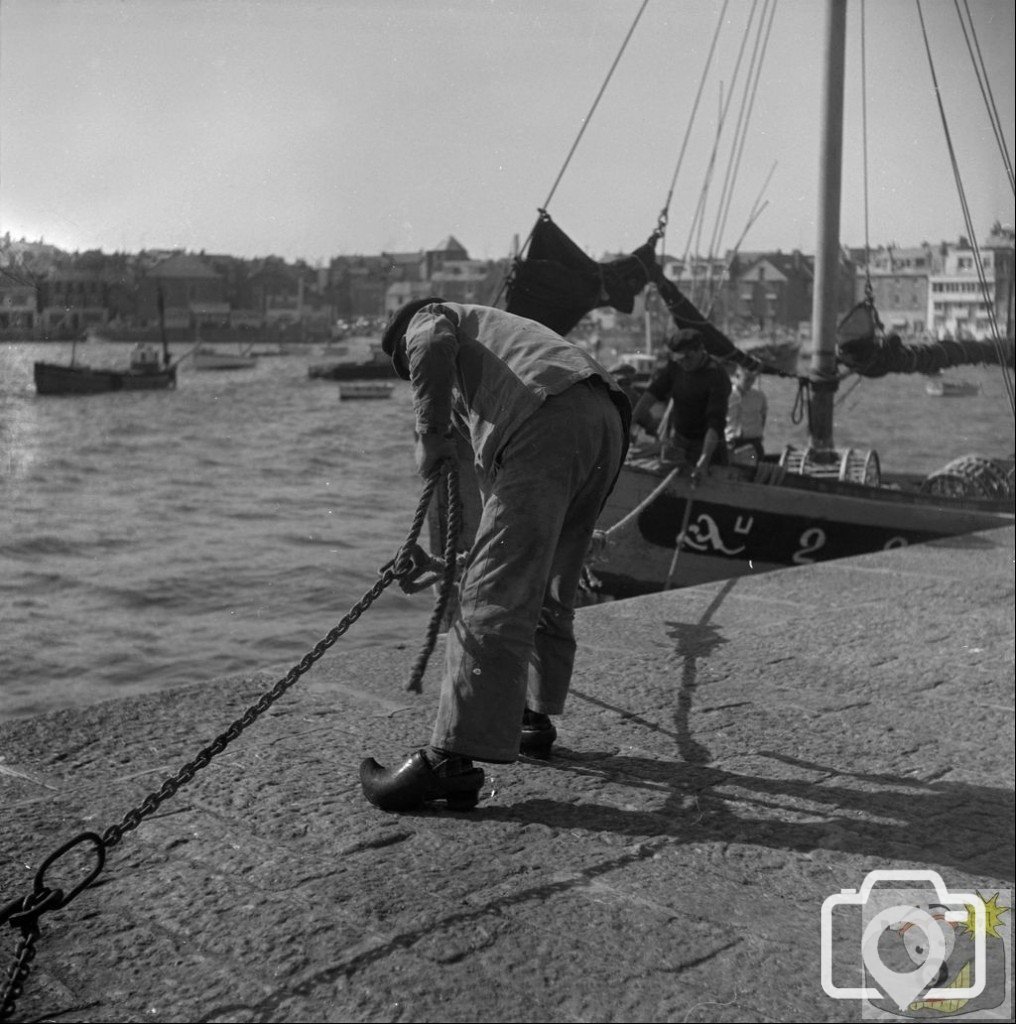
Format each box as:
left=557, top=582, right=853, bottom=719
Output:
left=402, top=302, right=631, bottom=478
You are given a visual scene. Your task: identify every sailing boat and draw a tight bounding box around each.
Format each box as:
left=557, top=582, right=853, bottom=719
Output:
left=485, top=0, right=1014, bottom=596
left=582, top=0, right=1014, bottom=596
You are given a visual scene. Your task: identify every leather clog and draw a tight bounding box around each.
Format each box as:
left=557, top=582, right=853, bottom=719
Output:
left=360, top=750, right=484, bottom=812
left=520, top=709, right=557, bottom=758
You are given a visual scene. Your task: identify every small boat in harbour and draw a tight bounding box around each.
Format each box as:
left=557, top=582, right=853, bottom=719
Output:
left=924, top=372, right=981, bottom=397
left=337, top=381, right=396, bottom=401
left=308, top=342, right=397, bottom=381
left=192, top=343, right=258, bottom=371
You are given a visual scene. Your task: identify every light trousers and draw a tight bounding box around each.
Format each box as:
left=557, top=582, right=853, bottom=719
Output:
left=431, top=379, right=625, bottom=762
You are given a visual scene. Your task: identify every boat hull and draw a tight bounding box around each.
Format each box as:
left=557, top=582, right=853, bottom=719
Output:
left=192, top=351, right=257, bottom=371
left=925, top=379, right=981, bottom=397
left=337, top=382, right=396, bottom=400
left=34, top=361, right=177, bottom=395
left=589, top=457, right=1015, bottom=596
left=308, top=360, right=397, bottom=381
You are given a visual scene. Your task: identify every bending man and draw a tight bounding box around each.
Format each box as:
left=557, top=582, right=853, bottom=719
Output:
left=361, top=299, right=630, bottom=812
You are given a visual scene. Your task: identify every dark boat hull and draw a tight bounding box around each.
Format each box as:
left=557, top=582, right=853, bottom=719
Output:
left=307, top=360, right=397, bottom=381
left=33, top=361, right=177, bottom=395
left=589, top=456, right=1015, bottom=596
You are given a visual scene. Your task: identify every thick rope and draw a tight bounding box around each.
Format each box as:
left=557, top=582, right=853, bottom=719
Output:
left=406, top=463, right=461, bottom=693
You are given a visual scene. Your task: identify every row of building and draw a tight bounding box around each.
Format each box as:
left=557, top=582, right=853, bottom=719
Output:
left=653, top=222, right=1014, bottom=344
left=1, top=224, right=1012, bottom=343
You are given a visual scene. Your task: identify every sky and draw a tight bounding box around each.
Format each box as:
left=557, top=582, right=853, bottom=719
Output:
left=1, top=0, right=1013, bottom=263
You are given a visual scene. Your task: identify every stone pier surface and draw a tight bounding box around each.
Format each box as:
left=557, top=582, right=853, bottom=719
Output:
left=2, top=527, right=1013, bottom=1023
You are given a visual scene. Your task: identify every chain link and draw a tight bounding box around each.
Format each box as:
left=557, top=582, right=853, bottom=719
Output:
left=102, top=564, right=402, bottom=849
left=1, top=923, right=38, bottom=1022
left=1, top=466, right=455, bottom=1022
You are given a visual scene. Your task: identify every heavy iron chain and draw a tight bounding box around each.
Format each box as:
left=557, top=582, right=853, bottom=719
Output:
left=1, top=463, right=460, bottom=1023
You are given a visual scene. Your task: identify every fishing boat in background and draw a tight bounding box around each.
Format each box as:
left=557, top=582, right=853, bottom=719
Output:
left=33, top=287, right=180, bottom=395
left=34, top=342, right=178, bottom=396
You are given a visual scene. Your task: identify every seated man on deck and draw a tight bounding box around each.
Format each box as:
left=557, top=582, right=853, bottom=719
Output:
left=631, top=328, right=731, bottom=484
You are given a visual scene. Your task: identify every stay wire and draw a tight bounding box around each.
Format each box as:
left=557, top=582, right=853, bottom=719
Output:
left=657, top=0, right=730, bottom=247
left=915, top=0, right=1016, bottom=417
left=705, top=0, right=775, bottom=295
left=955, top=0, right=1015, bottom=194
left=859, top=0, right=875, bottom=311
left=681, top=0, right=759, bottom=278
left=538, top=0, right=651, bottom=220
left=498, top=0, right=651, bottom=308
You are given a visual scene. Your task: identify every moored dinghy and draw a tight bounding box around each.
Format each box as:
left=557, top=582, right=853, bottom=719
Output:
left=337, top=381, right=396, bottom=400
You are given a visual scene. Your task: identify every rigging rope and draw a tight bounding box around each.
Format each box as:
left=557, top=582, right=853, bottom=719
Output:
left=539, top=0, right=651, bottom=228
left=492, top=0, right=651, bottom=311
left=704, top=0, right=776, bottom=305
left=656, top=0, right=730, bottom=246
left=955, top=0, right=1015, bottom=194
left=589, top=465, right=682, bottom=557
left=915, top=0, right=1016, bottom=418
left=859, top=0, right=877, bottom=317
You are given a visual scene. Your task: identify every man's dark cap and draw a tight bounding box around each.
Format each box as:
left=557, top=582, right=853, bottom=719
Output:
left=666, top=328, right=704, bottom=352
left=380, top=296, right=445, bottom=357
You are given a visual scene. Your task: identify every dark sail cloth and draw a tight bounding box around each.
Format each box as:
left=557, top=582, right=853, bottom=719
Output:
left=505, top=211, right=658, bottom=336
left=837, top=302, right=1015, bottom=376
left=652, top=273, right=765, bottom=373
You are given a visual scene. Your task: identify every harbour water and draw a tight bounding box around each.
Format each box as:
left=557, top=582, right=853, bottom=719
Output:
left=2, top=339, right=1012, bottom=720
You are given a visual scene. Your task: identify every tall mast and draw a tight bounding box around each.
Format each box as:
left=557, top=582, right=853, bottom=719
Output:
left=808, top=0, right=847, bottom=448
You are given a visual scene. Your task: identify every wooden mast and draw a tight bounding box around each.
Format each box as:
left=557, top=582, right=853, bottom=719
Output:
left=808, top=0, right=847, bottom=448
left=157, top=283, right=170, bottom=367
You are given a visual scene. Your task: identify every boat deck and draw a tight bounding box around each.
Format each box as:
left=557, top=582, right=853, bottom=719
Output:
left=2, top=525, right=1012, bottom=1022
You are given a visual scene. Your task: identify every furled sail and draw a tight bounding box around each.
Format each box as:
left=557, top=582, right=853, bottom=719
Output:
left=505, top=211, right=658, bottom=336
left=651, top=272, right=767, bottom=373
left=836, top=302, right=1014, bottom=376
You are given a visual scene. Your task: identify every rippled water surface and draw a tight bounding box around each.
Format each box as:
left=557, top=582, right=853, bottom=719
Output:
left=2, top=340, right=1012, bottom=719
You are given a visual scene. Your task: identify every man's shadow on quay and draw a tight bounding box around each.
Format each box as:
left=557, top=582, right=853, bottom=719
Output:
left=490, top=579, right=1015, bottom=882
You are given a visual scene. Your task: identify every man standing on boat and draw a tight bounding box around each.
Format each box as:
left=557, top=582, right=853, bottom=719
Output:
left=631, top=328, right=731, bottom=483
left=360, top=298, right=630, bottom=812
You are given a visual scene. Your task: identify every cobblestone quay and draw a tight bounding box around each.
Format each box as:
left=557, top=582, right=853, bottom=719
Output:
left=2, top=526, right=1012, bottom=1022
